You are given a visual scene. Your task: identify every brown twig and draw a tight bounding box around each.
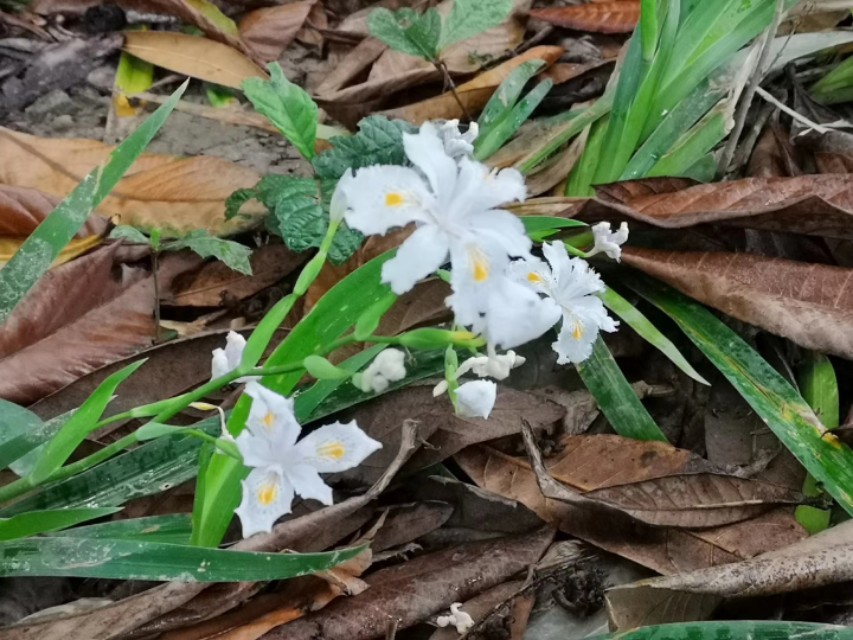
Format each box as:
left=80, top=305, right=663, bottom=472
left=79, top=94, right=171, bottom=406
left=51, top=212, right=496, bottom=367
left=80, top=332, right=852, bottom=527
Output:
left=434, top=60, right=473, bottom=122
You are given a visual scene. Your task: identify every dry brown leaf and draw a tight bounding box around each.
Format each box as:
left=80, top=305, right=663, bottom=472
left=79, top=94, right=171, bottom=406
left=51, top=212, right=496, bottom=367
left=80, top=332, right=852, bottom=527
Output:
left=592, top=175, right=853, bottom=240
left=344, top=385, right=565, bottom=485
left=456, top=443, right=806, bottom=575
left=621, top=247, right=853, bottom=359
left=296, top=0, right=328, bottom=48
left=380, top=46, right=563, bottom=124
left=0, top=184, right=105, bottom=237
left=606, top=519, right=853, bottom=630
left=0, top=252, right=202, bottom=404
left=529, top=1, right=640, bottom=33
left=257, top=528, right=554, bottom=640
left=165, top=244, right=306, bottom=307
left=0, top=127, right=264, bottom=235
left=239, top=0, right=317, bottom=63
left=123, top=31, right=266, bottom=90
left=313, top=38, right=387, bottom=96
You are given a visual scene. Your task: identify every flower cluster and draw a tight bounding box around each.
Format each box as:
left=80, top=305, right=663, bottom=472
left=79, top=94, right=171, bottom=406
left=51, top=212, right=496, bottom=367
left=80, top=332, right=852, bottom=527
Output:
left=336, top=121, right=626, bottom=378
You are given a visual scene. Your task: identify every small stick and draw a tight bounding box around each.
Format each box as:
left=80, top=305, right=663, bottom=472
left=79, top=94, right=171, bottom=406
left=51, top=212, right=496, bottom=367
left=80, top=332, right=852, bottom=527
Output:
left=434, top=59, right=473, bottom=121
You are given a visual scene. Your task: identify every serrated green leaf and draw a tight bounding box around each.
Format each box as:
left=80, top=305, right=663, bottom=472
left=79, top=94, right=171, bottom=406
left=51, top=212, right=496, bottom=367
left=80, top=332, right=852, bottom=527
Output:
left=164, top=231, right=252, bottom=276
left=243, top=62, right=318, bottom=160
left=0, top=80, right=187, bottom=322
left=109, top=224, right=150, bottom=245
left=0, top=507, right=120, bottom=541
left=368, top=7, right=441, bottom=60
left=438, top=0, right=513, bottom=52
left=0, top=536, right=362, bottom=582
left=313, top=116, right=415, bottom=180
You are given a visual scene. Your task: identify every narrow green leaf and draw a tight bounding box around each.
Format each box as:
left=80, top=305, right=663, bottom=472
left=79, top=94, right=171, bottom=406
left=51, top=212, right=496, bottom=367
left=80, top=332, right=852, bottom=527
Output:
left=0, top=536, right=362, bottom=582
left=438, top=0, right=513, bottom=51
left=627, top=275, right=853, bottom=516
left=576, top=337, right=668, bottom=442
left=0, top=80, right=187, bottom=322
left=56, top=514, right=191, bottom=543
left=521, top=216, right=587, bottom=243
left=0, top=412, right=69, bottom=476
left=812, top=55, right=853, bottom=105
left=367, top=7, right=441, bottom=60
left=243, top=62, right=318, bottom=160
left=601, top=287, right=709, bottom=385
left=475, top=78, right=553, bottom=161
left=795, top=352, right=839, bottom=534
left=164, top=231, right=252, bottom=276
left=28, top=360, right=146, bottom=485
left=0, top=507, right=120, bottom=541
left=592, top=621, right=849, bottom=640
left=647, top=108, right=726, bottom=178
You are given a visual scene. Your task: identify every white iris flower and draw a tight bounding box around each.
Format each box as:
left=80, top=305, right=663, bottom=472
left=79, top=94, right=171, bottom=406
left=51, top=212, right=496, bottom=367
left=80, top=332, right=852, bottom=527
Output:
left=514, top=242, right=618, bottom=365
left=234, top=382, right=382, bottom=538
left=588, top=221, right=629, bottom=261
left=340, top=121, right=531, bottom=297
left=438, top=119, right=479, bottom=159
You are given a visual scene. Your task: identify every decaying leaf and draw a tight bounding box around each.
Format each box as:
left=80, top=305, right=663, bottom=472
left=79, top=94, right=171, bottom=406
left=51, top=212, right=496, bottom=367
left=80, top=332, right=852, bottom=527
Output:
left=239, top=0, right=318, bottom=62
left=529, top=1, right=640, bottom=33
left=0, top=127, right=264, bottom=235
left=123, top=31, right=266, bottom=90
left=256, top=527, right=554, bottom=640
left=456, top=441, right=806, bottom=575
left=347, top=385, right=564, bottom=484
left=622, top=248, right=853, bottom=360
left=165, top=244, right=306, bottom=308
left=0, top=252, right=202, bottom=405
left=606, top=519, right=853, bottom=630
left=0, top=185, right=105, bottom=238
left=593, top=175, right=853, bottom=240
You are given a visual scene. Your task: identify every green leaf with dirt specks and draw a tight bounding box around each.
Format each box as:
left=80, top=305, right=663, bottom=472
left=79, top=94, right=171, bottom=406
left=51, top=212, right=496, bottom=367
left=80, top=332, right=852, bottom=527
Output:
left=368, top=7, right=441, bottom=60
left=438, top=0, right=513, bottom=51
left=164, top=231, right=252, bottom=276
left=0, top=81, right=187, bottom=323
left=0, top=536, right=363, bottom=581
left=627, top=274, right=853, bottom=517
left=0, top=507, right=120, bottom=541
left=592, top=621, right=849, bottom=640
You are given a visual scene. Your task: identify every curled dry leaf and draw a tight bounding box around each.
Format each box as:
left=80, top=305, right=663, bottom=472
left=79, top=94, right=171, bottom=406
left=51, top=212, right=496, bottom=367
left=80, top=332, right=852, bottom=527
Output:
left=593, top=175, right=853, bottom=240
left=0, top=252, right=202, bottom=405
left=0, top=127, right=264, bottom=235
left=257, top=528, right=554, bottom=640
left=622, top=247, right=853, bottom=360
left=529, top=1, right=640, bottom=33
left=456, top=440, right=806, bottom=575
left=606, top=519, right=853, bottom=630
left=380, top=45, right=564, bottom=124
left=123, top=31, right=266, bottom=90
left=239, top=0, right=318, bottom=63
left=0, top=185, right=105, bottom=238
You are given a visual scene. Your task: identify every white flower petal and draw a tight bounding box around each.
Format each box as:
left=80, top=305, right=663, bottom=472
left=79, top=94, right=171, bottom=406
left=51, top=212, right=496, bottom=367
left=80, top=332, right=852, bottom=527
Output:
left=359, top=348, right=407, bottom=393
left=456, top=380, right=497, bottom=419
left=381, top=224, right=449, bottom=294
left=224, top=331, right=246, bottom=369
left=211, top=349, right=230, bottom=380
left=244, top=381, right=301, bottom=449
left=341, top=165, right=433, bottom=235
left=285, top=463, right=334, bottom=505
left=465, top=209, right=532, bottom=259
left=293, top=420, right=382, bottom=473
left=403, top=122, right=459, bottom=199
left=329, top=170, right=354, bottom=223
left=453, top=159, right=526, bottom=215
left=235, top=467, right=294, bottom=538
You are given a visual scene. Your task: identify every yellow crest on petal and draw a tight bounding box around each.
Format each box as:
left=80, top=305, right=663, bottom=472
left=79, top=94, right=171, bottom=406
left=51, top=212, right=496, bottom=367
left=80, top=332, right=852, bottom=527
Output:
left=385, top=192, right=404, bottom=207
left=527, top=272, right=543, bottom=284
left=468, top=246, right=489, bottom=283
left=572, top=322, right=583, bottom=340
left=317, top=441, right=346, bottom=460
left=257, top=479, right=279, bottom=506
left=262, top=411, right=276, bottom=429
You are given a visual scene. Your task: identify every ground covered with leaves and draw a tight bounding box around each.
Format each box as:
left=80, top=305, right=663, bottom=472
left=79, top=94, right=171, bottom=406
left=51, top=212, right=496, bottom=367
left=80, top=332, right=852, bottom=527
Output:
left=2, top=0, right=853, bottom=639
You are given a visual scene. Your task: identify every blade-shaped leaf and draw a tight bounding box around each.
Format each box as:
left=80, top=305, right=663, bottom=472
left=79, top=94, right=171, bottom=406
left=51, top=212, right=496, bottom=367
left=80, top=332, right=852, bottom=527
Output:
left=592, top=621, right=849, bottom=640
left=0, top=507, right=120, bottom=541
left=0, top=81, right=187, bottom=322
